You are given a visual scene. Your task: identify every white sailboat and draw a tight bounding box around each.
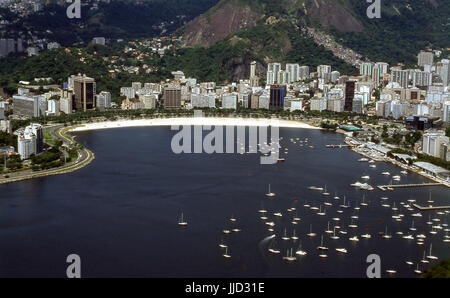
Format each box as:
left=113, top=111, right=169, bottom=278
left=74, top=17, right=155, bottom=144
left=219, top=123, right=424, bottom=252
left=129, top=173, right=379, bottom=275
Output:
left=265, top=184, right=275, bottom=197
left=317, top=205, right=326, bottom=216
left=291, top=229, right=299, bottom=240
left=223, top=247, right=231, bottom=258
left=330, top=227, right=340, bottom=240
left=282, top=228, right=290, bottom=240
left=268, top=239, right=280, bottom=254
left=178, top=213, right=188, bottom=226
left=317, top=235, right=328, bottom=250
left=421, top=251, right=430, bottom=264
left=426, top=244, right=438, bottom=260
left=307, top=224, right=317, bottom=237
left=295, top=241, right=307, bottom=256
left=325, top=221, right=333, bottom=234
left=414, top=264, right=422, bottom=275
left=382, top=226, right=392, bottom=239
left=409, top=220, right=417, bottom=231
left=283, top=248, right=297, bottom=262
left=335, top=248, right=347, bottom=254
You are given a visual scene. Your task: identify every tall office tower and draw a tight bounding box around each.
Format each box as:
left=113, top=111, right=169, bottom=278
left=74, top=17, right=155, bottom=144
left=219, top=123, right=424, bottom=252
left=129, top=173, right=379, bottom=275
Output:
left=417, top=51, right=434, bottom=67
left=267, top=63, right=281, bottom=84
left=359, top=62, right=374, bottom=76
left=317, top=65, right=331, bottom=79
left=250, top=61, right=259, bottom=87
left=286, top=63, right=300, bottom=83
left=390, top=68, right=409, bottom=88
left=299, top=66, right=310, bottom=79
left=73, top=75, right=96, bottom=111
left=436, top=60, right=450, bottom=86
left=163, top=87, right=181, bottom=109
left=344, top=81, right=356, bottom=112
left=269, top=85, right=286, bottom=110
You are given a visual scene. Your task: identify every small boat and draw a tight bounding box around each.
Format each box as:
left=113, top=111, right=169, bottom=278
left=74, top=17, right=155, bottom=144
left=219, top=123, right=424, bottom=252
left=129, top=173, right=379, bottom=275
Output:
left=277, top=158, right=286, bottom=162
left=361, top=175, right=370, bottom=180
left=307, top=224, right=317, bottom=237
left=317, top=205, right=326, bottom=216
left=291, top=229, right=299, bottom=240
left=230, top=214, right=236, bottom=222
left=386, top=269, right=396, bottom=274
left=382, top=172, right=390, bottom=176
left=274, top=212, right=282, bottom=217
left=409, top=220, right=417, bottom=231
left=402, top=234, right=414, bottom=240
left=223, top=247, right=231, bottom=258
left=349, top=236, right=359, bottom=242
left=360, top=195, right=368, bottom=206
left=361, top=234, right=371, bottom=239
left=268, top=238, right=280, bottom=254
left=219, top=238, right=227, bottom=248
left=348, top=218, right=358, bottom=228
left=178, top=213, right=188, bottom=226
left=265, top=184, right=276, bottom=197
left=282, top=248, right=297, bottom=262
left=330, top=227, right=340, bottom=240
left=322, top=186, right=330, bottom=196
left=426, top=244, right=438, bottom=260
left=421, top=251, right=430, bottom=264
left=336, top=248, right=347, bottom=254
left=392, top=175, right=401, bottom=180
left=369, top=164, right=376, bottom=168
left=325, top=222, right=333, bottom=234
left=414, top=264, right=422, bottom=275
left=282, top=228, right=290, bottom=241
left=400, top=170, right=408, bottom=175
left=308, top=186, right=323, bottom=191
left=406, top=261, right=414, bottom=266
left=382, top=226, right=392, bottom=239
left=358, top=158, right=369, bottom=162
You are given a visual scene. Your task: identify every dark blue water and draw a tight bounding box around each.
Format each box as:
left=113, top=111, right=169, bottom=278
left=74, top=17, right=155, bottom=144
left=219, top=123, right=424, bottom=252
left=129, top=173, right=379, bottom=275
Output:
left=0, top=126, right=448, bottom=277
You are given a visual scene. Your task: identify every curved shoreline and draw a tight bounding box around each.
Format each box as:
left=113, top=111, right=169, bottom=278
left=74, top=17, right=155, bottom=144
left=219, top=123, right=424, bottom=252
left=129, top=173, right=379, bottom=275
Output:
left=0, top=126, right=95, bottom=185
left=69, top=117, right=321, bottom=132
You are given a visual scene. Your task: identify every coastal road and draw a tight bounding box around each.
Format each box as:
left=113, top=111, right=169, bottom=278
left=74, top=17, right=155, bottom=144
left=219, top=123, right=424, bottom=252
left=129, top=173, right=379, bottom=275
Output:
left=0, top=125, right=94, bottom=185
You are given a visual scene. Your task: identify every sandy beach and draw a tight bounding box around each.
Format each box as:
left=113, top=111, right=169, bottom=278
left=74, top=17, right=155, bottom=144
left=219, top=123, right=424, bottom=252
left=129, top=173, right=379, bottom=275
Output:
left=70, top=117, right=321, bottom=132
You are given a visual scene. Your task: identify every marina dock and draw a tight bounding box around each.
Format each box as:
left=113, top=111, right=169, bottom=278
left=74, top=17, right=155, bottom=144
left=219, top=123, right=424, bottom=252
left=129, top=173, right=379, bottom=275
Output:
left=412, top=204, right=450, bottom=211
left=325, top=144, right=350, bottom=148
left=377, top=182, right=444, bottom=191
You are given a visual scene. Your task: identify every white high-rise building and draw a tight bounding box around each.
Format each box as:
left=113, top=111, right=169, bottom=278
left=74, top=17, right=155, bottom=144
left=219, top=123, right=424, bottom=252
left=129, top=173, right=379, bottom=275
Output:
left=359, top=62, right=374, bottom=76
left=317, top=65, right=331, bottom=79
left=418, top=51, right=434, bottom=67
left=286, top=63, right=300, bottom=83
left=299, top=66, right=310, bottom=79
left=436, top=60, right=450, bottom=86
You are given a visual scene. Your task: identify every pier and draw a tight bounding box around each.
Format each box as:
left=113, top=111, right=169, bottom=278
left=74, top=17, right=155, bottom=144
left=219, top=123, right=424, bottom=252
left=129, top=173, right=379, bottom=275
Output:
left=377, top=182, right=444, bottom=191
left=326, top=144, right=350, bottom=148
left=412, top=204, right=450, bottom=211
